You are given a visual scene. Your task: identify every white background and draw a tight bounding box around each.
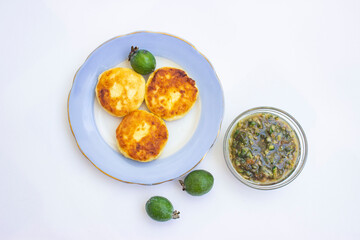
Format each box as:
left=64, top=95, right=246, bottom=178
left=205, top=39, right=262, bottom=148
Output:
left=1, top=0, right=359, bottom=239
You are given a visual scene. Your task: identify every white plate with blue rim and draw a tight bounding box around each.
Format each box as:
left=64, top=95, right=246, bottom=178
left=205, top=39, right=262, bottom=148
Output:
left=68, top=31, right=224, bottom=185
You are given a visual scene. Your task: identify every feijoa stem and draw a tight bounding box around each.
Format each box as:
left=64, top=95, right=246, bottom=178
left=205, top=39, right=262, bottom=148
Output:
left=128, top=46, right=139, bottom=61
left=179, top=180, right=186, bottom=191
left=172, top=210, right=180, bottom=219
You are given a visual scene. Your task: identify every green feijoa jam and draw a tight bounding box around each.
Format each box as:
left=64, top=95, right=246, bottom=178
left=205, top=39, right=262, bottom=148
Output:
left=145, top=196, right=180, bottom=222
left=229, top=113, right=299, bottom=184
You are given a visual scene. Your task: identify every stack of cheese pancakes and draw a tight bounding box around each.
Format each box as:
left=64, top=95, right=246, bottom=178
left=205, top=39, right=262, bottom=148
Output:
left=96, top=66, right=198, bottom=162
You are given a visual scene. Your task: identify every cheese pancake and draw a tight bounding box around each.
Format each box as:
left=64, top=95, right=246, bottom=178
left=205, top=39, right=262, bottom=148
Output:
left=145, top=67, right=198, bottom=121
left=96, top=68, right=145, bottom=117
left=116, top=110, right=168, bottom=162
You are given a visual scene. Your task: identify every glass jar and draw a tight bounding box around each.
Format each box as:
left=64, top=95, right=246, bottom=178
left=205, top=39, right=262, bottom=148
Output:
left=223, top=107, right=308, bottom=190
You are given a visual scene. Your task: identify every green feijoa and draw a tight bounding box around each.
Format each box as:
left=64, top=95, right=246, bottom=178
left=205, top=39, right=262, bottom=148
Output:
left=145, top=196, right=180, bottom=222
left=179, top=170, right=214, bottom=196
left=128, top=46, right=156, bottom=75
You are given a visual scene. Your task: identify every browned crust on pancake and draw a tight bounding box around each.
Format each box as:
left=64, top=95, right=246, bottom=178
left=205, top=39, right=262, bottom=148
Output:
left=116, top=110, right=168, bottom=162
left=96, top=68, right=145, bottom=117
left=145, top=67, right=198, bottom=121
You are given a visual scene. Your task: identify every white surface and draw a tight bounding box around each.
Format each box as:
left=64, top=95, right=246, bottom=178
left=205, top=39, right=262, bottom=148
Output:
left=0, top=0, right=359, bottom=239
left=94, top=57, right=201, bottom=158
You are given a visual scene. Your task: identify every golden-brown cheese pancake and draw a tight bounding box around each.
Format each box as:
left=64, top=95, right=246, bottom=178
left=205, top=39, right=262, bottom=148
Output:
left=95, top=68, right=145, bottom=117
left=116, top=110, right=168, bottom=162
left=145, top=67, right=198, bottom=121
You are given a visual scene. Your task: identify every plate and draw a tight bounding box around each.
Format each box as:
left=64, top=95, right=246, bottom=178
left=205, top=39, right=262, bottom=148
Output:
left=68, top=31, right=224, bottom=185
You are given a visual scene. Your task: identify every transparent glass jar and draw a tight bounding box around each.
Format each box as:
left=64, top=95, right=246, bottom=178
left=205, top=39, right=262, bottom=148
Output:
left=223, top=107, right=308, bottom=190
